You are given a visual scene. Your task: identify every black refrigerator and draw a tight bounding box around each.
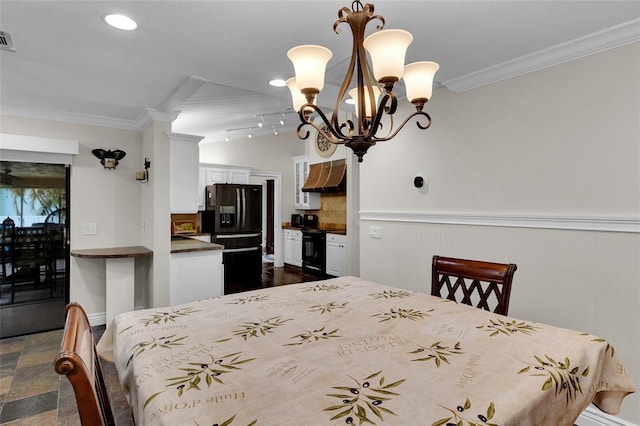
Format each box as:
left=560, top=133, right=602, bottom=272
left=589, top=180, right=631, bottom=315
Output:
left=202, top=184, right=262, bottom=294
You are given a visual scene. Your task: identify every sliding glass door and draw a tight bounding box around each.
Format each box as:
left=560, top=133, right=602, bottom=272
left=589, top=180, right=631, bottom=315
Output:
left=0, top=161, right=69, bottom=338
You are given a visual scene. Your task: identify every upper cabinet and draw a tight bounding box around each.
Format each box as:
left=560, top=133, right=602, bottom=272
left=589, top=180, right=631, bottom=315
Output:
left=198, top=165, right=251, bottom=210
left=169, top=133, right=204, bottom=214
left=293, top=155, right=320, bottom=210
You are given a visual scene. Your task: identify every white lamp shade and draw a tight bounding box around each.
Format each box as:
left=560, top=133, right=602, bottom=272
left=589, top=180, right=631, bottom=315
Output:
left=287, top=45, right=333, bottom=92
left=403, top=61, right=440, bottom=102
left=348, top=86, right=381, bottom=118
left=363, top=29, right=413, bottom=82
left=286, top=77, right=310, bottom=111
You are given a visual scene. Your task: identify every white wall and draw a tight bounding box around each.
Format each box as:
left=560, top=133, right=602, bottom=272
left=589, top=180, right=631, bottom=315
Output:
left=359, top=42, right=640, bottom=423
left=0, top=115, right=144, bottom=315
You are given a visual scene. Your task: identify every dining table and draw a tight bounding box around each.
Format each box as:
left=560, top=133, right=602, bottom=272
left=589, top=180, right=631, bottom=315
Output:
left=97, top=275, right=635, bottom=425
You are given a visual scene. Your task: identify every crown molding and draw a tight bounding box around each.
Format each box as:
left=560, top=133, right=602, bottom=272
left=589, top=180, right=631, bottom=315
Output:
left=359, top=211, right=640, bottom=233
left=1, top=106, right=145, bottom=131
left=443, top=18, right=640, bottom=93
left=1, top=106, right=178, bottom=132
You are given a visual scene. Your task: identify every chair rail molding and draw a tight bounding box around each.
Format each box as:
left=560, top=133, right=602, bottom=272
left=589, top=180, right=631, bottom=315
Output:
left=359, top=211, right=640, bottom=233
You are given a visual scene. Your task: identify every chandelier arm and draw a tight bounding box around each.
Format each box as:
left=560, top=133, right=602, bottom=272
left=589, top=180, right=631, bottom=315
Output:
left=295, top=122, right=311, bottom=141
left=299, top=103, right=352, bottom=144
left=368, top=92, right=396, bottom=138
left=371, top=111, right=432, bottom=142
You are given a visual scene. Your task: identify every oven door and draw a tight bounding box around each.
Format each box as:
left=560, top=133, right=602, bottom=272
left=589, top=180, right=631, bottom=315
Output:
left=302, top=231, right=326, bottom=276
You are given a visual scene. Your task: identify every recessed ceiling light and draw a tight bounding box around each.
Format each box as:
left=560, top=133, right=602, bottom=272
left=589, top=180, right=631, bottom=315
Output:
left=269, top=79, right=286, bottom=87
left=103, top=14, right=138, bottom=31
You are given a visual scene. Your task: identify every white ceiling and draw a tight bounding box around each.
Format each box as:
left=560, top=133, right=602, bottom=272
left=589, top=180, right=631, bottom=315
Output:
left=1, top=1, right=639, bottom=143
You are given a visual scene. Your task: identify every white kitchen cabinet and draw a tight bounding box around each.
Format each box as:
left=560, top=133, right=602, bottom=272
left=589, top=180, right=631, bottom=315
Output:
left=203, top=166, right=251, bottom=185
left=169, top=133, right=204, bottom=213
left=170, top=249, right=223, bottom=305
left=326, top=233, right=347, bottom=277
left=293, top=155, right=320, bottom=210
left=198, top=165, right=251, bottom=210
left=284, top=229, right=302, bottom=267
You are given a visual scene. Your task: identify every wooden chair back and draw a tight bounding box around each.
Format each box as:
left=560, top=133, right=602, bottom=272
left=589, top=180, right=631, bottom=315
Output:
left=431, top=255, right=517, bottom=316
left=54, top=302, right=115, bottom=426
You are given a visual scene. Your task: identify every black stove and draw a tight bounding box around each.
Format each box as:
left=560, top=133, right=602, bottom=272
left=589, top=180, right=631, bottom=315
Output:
left=302, top=228, right=326, bottom=276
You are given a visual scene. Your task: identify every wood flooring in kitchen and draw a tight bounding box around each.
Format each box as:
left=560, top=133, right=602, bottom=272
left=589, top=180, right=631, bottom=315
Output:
left=0, top=262, right=323, bottom=425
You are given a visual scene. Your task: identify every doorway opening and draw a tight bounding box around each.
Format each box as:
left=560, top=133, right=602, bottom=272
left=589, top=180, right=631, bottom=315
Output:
left=0, top=161, right=69, bottom=338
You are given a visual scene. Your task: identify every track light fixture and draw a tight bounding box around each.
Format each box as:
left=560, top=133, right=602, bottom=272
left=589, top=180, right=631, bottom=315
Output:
left=286, top=1, right=439, bottom=162
left=280, top=113, right=286, bottom=126
left=272, top=126, right=279, bottom=136
left=225, top=131, right=230, bottom=142
left=258, top=115, right=265, bottom=127
left=248, top=128, right=253, bottom=139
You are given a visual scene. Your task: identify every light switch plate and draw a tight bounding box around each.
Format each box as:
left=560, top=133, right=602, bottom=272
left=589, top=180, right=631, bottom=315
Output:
left=369, top=225, right=382, bottom=239
left=82, top=222, right=97, bottom=235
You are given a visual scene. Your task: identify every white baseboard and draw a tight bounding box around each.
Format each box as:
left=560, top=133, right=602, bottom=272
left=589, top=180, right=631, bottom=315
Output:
left=87, top=312, right=106, bottom=327
left=577, top=406, right=638, bottom=426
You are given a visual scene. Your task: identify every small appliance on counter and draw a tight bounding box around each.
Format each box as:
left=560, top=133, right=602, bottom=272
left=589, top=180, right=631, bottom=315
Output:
left=291, top=214, right=319, bottom=230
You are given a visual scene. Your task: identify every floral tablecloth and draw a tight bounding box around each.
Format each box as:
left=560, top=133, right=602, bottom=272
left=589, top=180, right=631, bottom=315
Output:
left=97, top=276, right=635, bottom=425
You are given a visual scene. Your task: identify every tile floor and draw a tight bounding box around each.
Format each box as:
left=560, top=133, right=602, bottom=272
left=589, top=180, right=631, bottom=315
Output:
left=0, top=263, right=323, bottom=424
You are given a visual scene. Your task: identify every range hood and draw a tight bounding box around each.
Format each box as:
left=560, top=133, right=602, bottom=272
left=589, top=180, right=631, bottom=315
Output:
left=302, top=159, right=346, bottom=193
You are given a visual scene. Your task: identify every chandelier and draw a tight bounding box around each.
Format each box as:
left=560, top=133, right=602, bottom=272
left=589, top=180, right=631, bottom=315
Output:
left=286, top=1, right=439, bottom=162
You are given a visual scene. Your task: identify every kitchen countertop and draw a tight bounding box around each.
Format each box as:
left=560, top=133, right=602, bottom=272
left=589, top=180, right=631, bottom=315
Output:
left=282, top=224, right=347, bottom=235
left=71, top=245, right=153, bottom=258
left=171, top=237, right=224, bottom=254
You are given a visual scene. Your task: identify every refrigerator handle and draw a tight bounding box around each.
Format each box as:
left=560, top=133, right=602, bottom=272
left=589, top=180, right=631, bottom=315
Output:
left=236, top=187, right=241, bottom=228
left=241, top=187, right=246, bottom=228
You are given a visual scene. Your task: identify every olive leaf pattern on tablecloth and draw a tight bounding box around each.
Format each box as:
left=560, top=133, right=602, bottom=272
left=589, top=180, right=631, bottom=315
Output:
left=193, top=415, right=258, bottom=426
left=518, top=354, right=589, bottom=405
left=143, top=351, right=255, bottom=409
left=125, top=333, right=188, bottom=367
left=119, top=307, right=201, bottom=334
left=226, top=294, right=270, bottom=305
left=303, top=283, right=341, bottom=292
left=409, top=341, right=463, bottom=367
left=432, top=398, right=498, bottom=426
left=476, top=318, right=539, bottom=337
left=372, top=307, right=433, bottom=322
left=580, top=333, right=616, bottom=357
left=285, top=326, right=340, bottom=346
left=232, top=316, right=292, bottom=340
left=309, top=301, right=349, bottom=314
left=369, top=290, right=412, bottom=299
left=324, top=370, right=404, bottom=425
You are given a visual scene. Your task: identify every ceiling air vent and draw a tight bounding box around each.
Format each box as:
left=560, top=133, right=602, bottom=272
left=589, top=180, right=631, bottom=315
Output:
left=0, top=31, right=16, bottom=52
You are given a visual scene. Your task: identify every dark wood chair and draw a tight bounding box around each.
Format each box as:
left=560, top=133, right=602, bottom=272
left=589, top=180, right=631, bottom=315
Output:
left=54, top=302, right=115, bottom=426
left=431, top=255, right=517, bottom=316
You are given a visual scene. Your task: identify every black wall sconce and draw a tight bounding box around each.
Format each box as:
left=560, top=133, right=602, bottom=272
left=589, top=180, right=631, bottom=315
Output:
left=92, top=148, right=126, bottom=169
left=136, top=158, right=151, bottom=183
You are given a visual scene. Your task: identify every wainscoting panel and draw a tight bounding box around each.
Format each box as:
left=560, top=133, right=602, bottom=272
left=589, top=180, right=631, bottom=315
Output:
left=359, top=214, right=640, bottom=424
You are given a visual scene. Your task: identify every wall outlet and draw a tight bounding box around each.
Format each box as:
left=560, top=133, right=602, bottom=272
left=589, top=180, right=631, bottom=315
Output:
left=82, top=222, right=97, bottom=235
left=369, top=225, right=382, bottom=239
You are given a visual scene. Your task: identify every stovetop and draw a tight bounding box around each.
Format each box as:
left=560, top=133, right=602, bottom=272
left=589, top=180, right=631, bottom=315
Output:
left=301, top=227, right=326, bottom=234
